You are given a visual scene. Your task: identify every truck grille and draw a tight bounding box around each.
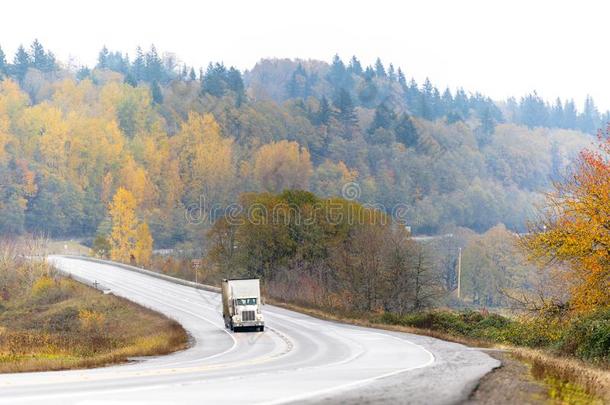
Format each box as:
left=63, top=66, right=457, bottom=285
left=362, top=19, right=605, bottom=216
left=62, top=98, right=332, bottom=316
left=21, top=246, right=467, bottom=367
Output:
left=241, top=310, right=256, bottom=321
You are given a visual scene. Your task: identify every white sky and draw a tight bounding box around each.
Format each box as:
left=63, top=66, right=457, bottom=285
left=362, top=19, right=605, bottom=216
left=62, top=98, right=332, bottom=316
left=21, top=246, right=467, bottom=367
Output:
left=1, top=0, right=608, bottom=110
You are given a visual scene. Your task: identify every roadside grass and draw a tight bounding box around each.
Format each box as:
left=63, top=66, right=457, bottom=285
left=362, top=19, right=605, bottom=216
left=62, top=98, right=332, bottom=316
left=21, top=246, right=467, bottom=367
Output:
left=267, top=299, right=609, bottom=404
left=0, top=270, right=188, bottom=373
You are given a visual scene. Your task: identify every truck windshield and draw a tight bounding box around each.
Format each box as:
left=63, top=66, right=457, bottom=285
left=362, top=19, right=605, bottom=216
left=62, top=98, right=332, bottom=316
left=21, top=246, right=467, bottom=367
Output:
left=236, top=298, right=257, bottom=305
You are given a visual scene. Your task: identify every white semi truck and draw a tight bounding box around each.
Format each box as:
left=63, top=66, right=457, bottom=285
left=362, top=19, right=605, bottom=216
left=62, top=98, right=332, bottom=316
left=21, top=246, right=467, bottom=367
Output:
left=221, top=278, right=265, bottom=332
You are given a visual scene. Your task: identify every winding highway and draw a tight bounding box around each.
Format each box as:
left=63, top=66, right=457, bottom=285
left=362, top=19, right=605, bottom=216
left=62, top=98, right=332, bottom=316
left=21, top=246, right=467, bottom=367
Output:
left=0, top=256, right=499, bottom=404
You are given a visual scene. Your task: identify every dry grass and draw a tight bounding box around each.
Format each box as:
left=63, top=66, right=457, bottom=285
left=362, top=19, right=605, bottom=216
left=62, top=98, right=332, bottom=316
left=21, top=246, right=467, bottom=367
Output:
left=512, top=348, right=610, bottom=403
left=0, top=276, right=188, bottom=374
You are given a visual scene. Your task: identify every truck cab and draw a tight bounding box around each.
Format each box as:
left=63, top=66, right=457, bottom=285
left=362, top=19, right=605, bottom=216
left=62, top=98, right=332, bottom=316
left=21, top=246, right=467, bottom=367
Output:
left=221, top=278, right=265, bottom=332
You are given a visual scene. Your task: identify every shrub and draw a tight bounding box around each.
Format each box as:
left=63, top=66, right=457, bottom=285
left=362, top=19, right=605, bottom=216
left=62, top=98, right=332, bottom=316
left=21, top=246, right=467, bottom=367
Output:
left=31, top=276, right=55, bottom=297
left=557, top=308, right=610, bottom=364
left=46, top=307, right=80, bottom=332
left=30, top=276, right=68, bottom=304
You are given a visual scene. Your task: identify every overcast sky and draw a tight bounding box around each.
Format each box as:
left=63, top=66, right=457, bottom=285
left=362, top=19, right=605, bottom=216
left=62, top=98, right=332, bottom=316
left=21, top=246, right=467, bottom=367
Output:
left=1, top=0, right=608, bottom=110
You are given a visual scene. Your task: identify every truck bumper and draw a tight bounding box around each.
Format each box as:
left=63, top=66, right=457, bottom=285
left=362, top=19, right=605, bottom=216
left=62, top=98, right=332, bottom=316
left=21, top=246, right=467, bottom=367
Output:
left=234, top=321, right=264, bottom=328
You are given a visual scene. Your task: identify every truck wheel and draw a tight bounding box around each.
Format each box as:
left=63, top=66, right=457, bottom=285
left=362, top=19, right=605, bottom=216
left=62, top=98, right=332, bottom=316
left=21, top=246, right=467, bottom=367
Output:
left=259, top=326, right=265, bottom=332
left=229, top=321, right=234, bottom=332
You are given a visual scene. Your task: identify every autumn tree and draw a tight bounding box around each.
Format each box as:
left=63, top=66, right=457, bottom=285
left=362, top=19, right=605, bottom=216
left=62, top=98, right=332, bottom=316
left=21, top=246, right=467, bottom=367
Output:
left=522, top=132, right=610, bottom=312
left=253, top=140, right=313, bottom=193
left=134, top=222, right=153, bottom=266
left=108, top=188, right=138, bottom=263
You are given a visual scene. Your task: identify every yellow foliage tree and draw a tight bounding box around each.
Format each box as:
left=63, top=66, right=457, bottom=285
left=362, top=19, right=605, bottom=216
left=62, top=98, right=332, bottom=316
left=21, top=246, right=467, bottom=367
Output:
left=172, top=112, right=234, bottom=206
left=253, top=140, right=313, bottom=192
left=134, top=222, right=153, bottom=267
left=109, top=187, right=138, bottom=263
left=522, top=134, right=610, bottom=312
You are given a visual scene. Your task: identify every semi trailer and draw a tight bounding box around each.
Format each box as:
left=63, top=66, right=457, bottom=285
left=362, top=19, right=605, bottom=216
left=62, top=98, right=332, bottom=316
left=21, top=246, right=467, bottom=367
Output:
left=221, top=278, right=265, bottom=332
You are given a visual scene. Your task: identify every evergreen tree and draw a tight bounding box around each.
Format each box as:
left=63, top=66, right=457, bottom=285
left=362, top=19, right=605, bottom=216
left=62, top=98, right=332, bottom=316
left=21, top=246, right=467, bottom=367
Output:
left=30, top=39, right=46, bottom=70
left=12, top=45, right=30, bottom=82
left=405, top=78, right=420, bottom=110
left=397, top=68, right=407, bottom=90
left=76, top=66, right=91, bottom=81
left=97, top=46, right=109, bottom=69
left=151, top=80, right=163, bottom=104
left=0, top=46, right=6, bottom=77
left=387, top=63, right=396, bottom=82
left=348, top=55, right=363, bottom=75
left=441, top=88, right=453, bottom=111
left=563, top=99, right=578, bottom=129
left=189, top=67, right=197, bottom=81
left=327, top=54, right=351, bottom=91
left=145, top=45, right=163, bottom=82
left=315, top=96, right=331, bottom=125
left=132, top=46, right=145, bottom=82
left=124, top=71, right=138, bottom=87
left=333, top=88, right=358, bottom=128
left=394, top=113, right=418, bottom=147
left=479, top=106, right=496, bottom=135
left=226, top=66, right=245, bottom=106
left=550, top=97, right=564, bottom=128
left=454, top=88, right=470, bottom=119
left=579, top=95, right=599, bottom=133
left=519, top=92, right=548, bottom=128
left=287, top=63, right=309, bottom=98
left=374, top=57, right=386, bottom=77
left=201, top=62, right=227, bottom=97
left=369, top=102, right=396, bottom=134
left=357, top=71, right=378, bottom=106
left=29, top=39, right=56, bottom=72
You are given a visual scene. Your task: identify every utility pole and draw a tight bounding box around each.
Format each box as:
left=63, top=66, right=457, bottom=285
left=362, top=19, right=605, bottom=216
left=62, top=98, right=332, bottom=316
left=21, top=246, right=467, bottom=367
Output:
left=192, top=259, right=202, bottom=284
left=456, top=247, right=462, bottom=299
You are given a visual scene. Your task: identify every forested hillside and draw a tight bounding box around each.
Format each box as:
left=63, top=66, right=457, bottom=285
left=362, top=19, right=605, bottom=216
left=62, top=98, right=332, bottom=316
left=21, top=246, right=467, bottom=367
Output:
left=0, top=41, right=597, bottom=247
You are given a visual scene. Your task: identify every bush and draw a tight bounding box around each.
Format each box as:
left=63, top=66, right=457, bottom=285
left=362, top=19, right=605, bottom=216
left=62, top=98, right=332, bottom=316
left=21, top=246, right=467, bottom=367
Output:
left=557, top=308, right=610, bottom=364
left=46, top=307, right=80, bottom=332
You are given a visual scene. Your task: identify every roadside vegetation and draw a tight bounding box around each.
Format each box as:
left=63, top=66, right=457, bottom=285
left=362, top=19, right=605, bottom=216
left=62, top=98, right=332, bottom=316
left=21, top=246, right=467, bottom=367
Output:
left=0, top=239, right=188, bottom=373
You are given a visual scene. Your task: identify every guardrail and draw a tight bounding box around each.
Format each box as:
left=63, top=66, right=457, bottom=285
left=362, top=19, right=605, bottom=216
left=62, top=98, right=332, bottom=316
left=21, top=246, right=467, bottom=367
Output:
left=54, top=255, right=221, bottom=293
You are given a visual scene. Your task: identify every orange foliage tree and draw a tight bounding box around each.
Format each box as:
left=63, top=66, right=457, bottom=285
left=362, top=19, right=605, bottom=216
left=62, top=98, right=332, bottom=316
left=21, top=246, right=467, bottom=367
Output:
left=522, top=130, right=610, bottom=312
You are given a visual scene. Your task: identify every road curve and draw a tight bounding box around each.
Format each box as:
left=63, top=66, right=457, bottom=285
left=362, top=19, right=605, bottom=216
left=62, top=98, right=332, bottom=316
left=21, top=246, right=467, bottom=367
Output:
left=0, top=256, right=499, bottom=404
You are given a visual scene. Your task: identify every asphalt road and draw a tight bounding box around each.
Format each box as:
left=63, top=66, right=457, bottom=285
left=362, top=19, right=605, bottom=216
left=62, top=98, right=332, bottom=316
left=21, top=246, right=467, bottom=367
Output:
left=0, top=256, right=499, bottom=405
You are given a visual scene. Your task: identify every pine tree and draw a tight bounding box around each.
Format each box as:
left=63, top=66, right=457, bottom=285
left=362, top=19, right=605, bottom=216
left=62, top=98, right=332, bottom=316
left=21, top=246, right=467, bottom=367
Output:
left=550, top=97, right=564, bottom=128
left=519, top=92, right=548, bottom=128
left=316, top=96, right=331, bottom=125
left=333, top=88, right=358, bottom=128
left=287, top=63, right=308, bottom=98
left=394, top=113, right=418, bottom=147
left=479, top=106, right=495, bottom=135
left=0, top=46, right=6, bottom=77
left=132, top=46, right=145, bottom=82
left=189, top=67, right=197, bottom=81
left=579, top=95, right=599, bottom=133
left=30, top=39, right=46, bottom=70
left=226, top=66, right=245, bottom=106
left=12, top=45, right=30, bottom=82
left=201, top=62, right=227, bottom=97
left=97, top=46, right=109, bottom=69
left=369, top=102, right=396, bottom=133
left=145, top=44, right=163, bottom=82
left=563, top=99, right=578, bottom=129
left=151, top=80, right=163, bottom=104
left=374, top=58, right=386, bottom=77
left=327, top=54, right=351, bottom=91
left=397, top=68, right=407, bottom=90
left=124, top=71, right=138, bottom=87
left=348, top=56, right=363, bottom=75
left=388, top=63, right=396, bottom=82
